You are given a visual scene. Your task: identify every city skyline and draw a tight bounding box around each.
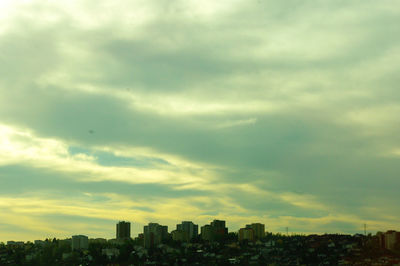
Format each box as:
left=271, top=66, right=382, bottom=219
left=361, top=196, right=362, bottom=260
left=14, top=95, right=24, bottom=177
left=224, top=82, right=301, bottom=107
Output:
left=3, top=226, right=399, bottom=265
left=1, top=0, right=400, bottom=242
left=0, top=218, right=389, bottom=243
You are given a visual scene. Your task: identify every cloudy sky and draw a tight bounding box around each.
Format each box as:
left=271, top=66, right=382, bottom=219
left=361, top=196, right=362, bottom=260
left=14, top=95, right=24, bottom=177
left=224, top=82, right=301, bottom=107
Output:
left=1, top=0, right=399, bottom=242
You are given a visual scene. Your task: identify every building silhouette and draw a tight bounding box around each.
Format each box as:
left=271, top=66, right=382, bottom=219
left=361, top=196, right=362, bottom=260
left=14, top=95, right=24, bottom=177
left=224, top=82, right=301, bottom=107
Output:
left=245, top=223, right=265, bottom=240
left=176, top=221, right=198, bottom=241
left=201, top=225, right=213, bottom=241
left=377, top=230, right=400, bottom=251
left=116, top=221, right=131, bottom=240
left=144, top=223, right=168, bottom=248
left=201, top=220, right=228, bottom=241
left=171, top=230, right=189, bottom=242
left=239, top=227, right=255, bottom=242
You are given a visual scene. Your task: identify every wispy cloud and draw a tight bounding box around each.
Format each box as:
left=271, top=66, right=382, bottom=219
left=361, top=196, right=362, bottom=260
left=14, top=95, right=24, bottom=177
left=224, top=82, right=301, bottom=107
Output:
left=218, top=118, right=257, bottom=128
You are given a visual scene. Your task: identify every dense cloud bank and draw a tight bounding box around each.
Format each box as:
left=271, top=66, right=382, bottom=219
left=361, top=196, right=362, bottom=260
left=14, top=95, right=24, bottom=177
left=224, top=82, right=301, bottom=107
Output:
left=0, top=0, right=399, bottom=241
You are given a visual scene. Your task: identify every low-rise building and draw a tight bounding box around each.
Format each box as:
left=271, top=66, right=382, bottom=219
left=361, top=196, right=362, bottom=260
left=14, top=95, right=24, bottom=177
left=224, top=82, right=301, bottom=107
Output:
left=102, top=248, right=120, bottom=259
left=71, top=235, right=88, bottom=250
left=89, top=238, right=107, bottom=244
left=6, top=241, right=24, bottom=247
left=34, top=240, right=45, bottom=246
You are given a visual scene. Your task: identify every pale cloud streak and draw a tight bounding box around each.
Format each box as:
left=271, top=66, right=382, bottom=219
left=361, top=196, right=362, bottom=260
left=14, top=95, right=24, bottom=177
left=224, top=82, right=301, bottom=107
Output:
left=0, top=123, right=213, bottom=185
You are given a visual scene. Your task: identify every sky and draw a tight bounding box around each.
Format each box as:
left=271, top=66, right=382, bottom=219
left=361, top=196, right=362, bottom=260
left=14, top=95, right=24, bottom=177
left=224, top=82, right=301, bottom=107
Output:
left=0, top=0, right=399, bottom=242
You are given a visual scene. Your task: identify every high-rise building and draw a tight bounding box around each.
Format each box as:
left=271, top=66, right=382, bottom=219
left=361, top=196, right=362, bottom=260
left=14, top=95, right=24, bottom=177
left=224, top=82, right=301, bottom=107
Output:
left=211, top=220, right=228, bottom=234
left=71, top=235, right=88, bottom=250
left=116, top=221, right=131, bottom=240
left=144, top=223, right=169, bottom=248
left=200, top=219, right=228, bottom=241
left=239, top=228, right=255, bottom=242
left=379, top=230, right=400, bottom=251
left=245, top=223, right=265, bottom=240
left=176, top=221, right=198, bottom=241
left=201, top=224, right=213, bottom=241
left=376, top=232, right=385, bottom=248
left=171, top=230, right=189, bottom=242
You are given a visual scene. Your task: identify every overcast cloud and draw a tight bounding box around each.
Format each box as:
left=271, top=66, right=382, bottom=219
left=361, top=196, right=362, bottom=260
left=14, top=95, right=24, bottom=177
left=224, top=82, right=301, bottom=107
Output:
left=0, top=0, right=399, bottom=241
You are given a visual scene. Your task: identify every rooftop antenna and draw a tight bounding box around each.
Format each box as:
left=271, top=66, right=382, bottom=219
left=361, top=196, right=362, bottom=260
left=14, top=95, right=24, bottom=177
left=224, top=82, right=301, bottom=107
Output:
left=364, top=223, right=367, bottom=236
left=286, top=227, right=289, bottom=236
